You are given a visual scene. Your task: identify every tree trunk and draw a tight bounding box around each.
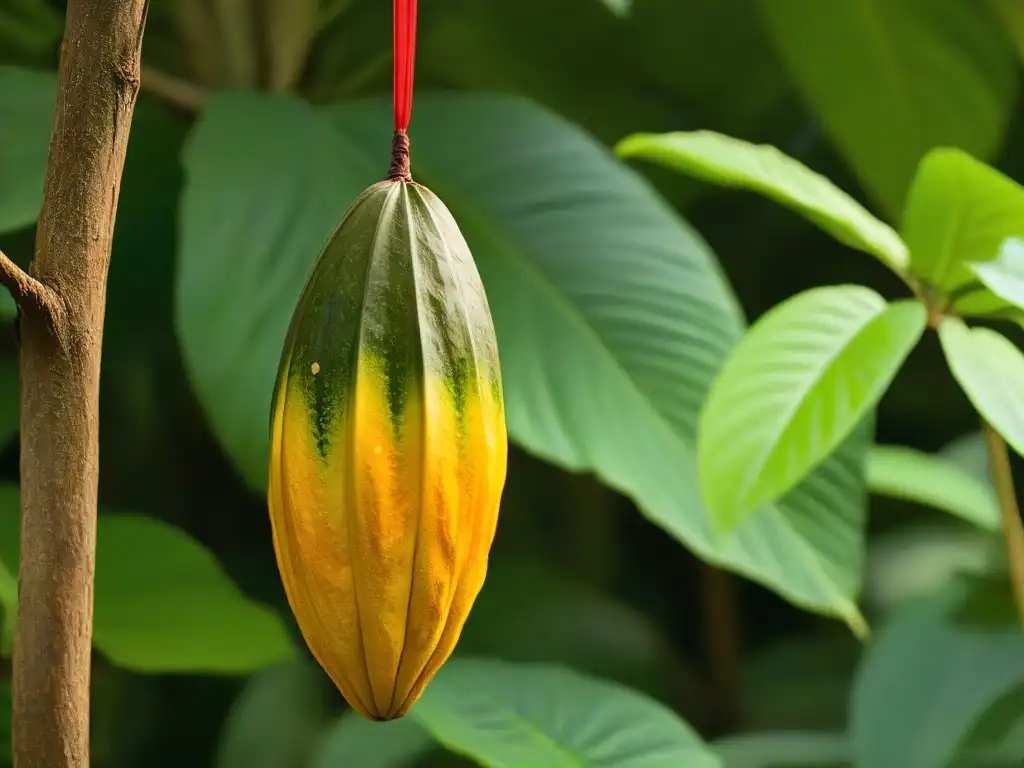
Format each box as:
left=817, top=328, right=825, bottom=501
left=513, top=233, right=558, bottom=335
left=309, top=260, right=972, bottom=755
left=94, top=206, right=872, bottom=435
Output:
left=0, top=1, right=151, bottom=765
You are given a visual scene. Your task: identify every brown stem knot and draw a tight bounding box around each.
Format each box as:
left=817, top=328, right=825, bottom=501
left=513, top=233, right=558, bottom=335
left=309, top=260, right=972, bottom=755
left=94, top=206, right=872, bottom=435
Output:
left=388, top=130, right=412, bottom=182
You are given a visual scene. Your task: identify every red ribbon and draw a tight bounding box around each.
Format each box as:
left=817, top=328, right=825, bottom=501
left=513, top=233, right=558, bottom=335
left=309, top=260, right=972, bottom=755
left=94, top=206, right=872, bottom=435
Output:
left=393, top=0, right=418, bottom=133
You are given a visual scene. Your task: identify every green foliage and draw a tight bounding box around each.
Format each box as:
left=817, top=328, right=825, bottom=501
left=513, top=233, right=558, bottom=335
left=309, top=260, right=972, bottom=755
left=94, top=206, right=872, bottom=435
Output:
left=616, top=130, right=908, bottom=271
left=2, top=2, right=1024, bottom=765
left=901, top=147, right=1024, bottom=315
left=311, top=658, right=724, bottom=768
left=698, top=286, right=924, bottom=531
left=0, top=66, right=51, bottom=233
left=865, top=445, right=1000, bottom=531
left=851, top=583, right=1024, bottom=768
left=177, top=89, right=869, bottom=623
left=939, top=319, right=1024, bottom=458
left=714, top=731, right=849, bottom=768
left=410, top=658, right=722, bottom=768
left=311, top=713, right=435, bottom=768
left=0, top=485, right=294, bottom=674
left=215, top=662, right=333, bottom=768
left=761, top=0, right=1019, bottom=218
left=970, top=237, right=1024, bottom=311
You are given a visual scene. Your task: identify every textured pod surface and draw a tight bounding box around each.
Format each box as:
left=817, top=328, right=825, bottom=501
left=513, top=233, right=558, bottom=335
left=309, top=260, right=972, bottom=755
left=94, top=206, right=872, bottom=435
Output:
left=268, top=180, right=507, bottom=720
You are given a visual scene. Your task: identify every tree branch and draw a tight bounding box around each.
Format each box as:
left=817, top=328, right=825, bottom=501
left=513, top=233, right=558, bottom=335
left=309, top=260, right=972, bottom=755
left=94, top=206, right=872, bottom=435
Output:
left=12, top=1, right=150, bottom=766
left=0, top=249, right=62, bottom=318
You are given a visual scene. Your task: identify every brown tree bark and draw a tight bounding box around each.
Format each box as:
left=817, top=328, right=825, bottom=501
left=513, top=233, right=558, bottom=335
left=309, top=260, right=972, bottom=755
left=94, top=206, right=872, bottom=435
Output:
left=1, top=1, right=150, bottom=765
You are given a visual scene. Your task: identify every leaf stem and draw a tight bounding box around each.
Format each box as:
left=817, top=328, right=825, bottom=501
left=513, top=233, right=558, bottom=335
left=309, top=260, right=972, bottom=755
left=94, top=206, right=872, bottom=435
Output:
left=982, top=421, right=1024, bottom=631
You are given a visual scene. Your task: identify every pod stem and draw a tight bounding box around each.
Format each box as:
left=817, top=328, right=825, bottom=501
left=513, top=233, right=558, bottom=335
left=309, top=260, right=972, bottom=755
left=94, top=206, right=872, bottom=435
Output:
left=983, top=421, right=1024, bottom=631
left=388, top=130, right=412, bottom=182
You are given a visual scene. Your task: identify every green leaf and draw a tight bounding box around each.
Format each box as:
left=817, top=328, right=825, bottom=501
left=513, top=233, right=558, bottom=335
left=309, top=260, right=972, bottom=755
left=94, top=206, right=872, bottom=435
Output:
left=714, top=732, right=849, bottom=768
left=761, top=0, right=1018, bottom=218
left=215, top=661, right=332, bottom=768
left=0, top=67, right=53, bottom=233
left=0, top=484, right=295, bottom=674
left=901, top=148, right=1024, bottom=314
left=311, top=713, right=436, bottom=768
left=177, top=90, right=870, bottom=625
left=615, top=130, right=908, bottom=272
left=851, top=585, right=1024, bottom=768
left=699, top=286, right=925, bottom=530
left=865, top=444, right=1000, bottom=530
left=970, top=237, right=1024, bottom=311
left=939, top=318, right=1024, bottom=459
left=411, top=658, right=722, bottom=768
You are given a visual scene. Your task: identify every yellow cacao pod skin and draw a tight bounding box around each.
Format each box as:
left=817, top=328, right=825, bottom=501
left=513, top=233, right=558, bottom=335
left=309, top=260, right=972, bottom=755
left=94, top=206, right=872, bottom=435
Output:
left=268, top=179, right=508, bottom=720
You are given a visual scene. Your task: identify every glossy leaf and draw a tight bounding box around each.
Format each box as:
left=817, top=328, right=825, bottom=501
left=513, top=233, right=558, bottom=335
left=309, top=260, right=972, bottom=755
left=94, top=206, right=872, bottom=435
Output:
left=616, top=130, right=908, bottom=271
left=177, top=90, right=870, bottom=625
left=761, top=0, right=1018, bottom=217
left=0, top=66, right=53, bottom=233
left=970, top=237, right=1024, bottom=311
left=939, top=318, right=1024, bottom=459
left=411, top=658, right=722, bottom=768
left=902, top=148, right=1024, bottom=314
left=699, top=286, right=924, bottom=530
left=0, top=485, right=295, bottom=674
left=865, top=444, right=1000, bottom=531
left=851, top=586, right=1024, bottom=768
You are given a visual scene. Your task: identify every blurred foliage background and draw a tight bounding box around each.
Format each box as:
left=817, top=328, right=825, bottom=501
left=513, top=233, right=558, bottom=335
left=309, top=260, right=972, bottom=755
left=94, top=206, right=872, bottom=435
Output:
left=2, top=0, right=1024, bottom=766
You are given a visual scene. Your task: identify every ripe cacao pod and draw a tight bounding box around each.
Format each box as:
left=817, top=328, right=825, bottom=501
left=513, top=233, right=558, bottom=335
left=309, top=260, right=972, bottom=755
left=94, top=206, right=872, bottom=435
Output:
left=267, top=145, right=508, bottom=720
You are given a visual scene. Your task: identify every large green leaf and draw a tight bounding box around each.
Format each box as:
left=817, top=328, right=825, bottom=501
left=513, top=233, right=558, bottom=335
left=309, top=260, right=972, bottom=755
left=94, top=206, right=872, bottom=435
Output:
left=176, top=90, right=869, bottom=624
left=851, top=585, right=1024, bottom=768
left=760, top=0, right=1018, bottom=218
left=901, top=148, right=1024, bottom=315
left=0, top=66, right=53, bottom=233
left=865, top=444, right=1000, bottom=531
left=410, top=658, right=721, bottom=768
left=699, top=286, right=924, bottom=530
left=616, top=130, right=908, bottom=272
left=939, top=318, right=1024, bottom=459
left=0, top=485, right=295, bottom=674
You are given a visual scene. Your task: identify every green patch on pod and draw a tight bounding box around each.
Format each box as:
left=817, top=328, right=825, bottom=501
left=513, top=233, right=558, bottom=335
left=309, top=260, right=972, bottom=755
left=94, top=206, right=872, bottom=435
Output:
left=268, top=131, right=508, bottom=721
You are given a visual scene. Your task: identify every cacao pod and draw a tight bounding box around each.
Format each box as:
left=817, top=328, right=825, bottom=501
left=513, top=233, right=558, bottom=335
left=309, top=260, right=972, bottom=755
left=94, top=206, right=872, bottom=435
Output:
left=267, top=153, right=507, bottom=721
